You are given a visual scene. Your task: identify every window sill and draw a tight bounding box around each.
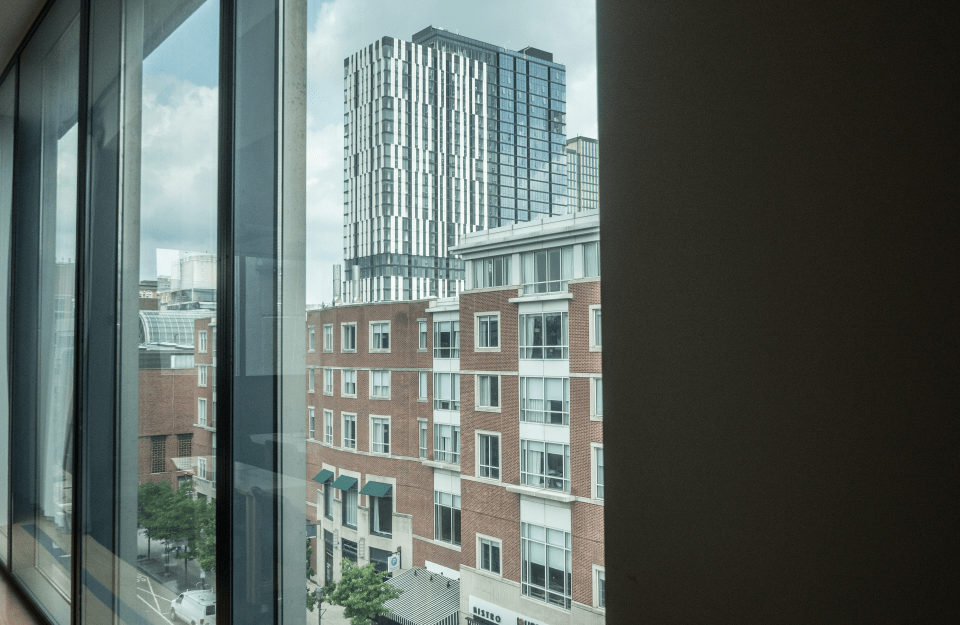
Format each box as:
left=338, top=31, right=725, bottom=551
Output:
left=323, top=349, right=333, bottom=354
left=474, top=346, right=501, bottom=353
left=505, top=483, right=576, bottom=503
left=422, top=459, right=460, bottom=472
left=414, top=534, right=462, bottom=552
left=341, top=349, right=356, bottom=354
left=369, top=350, right=391, bottom=355
left=590, top=414, right=603, bottom=422
left=509, top=292, right=574, bottom=304
left=589, top=346, right=601, bottom=353
left=193, top=423, right=216, bottom=432
left=473, top=474, right=502, bottom=485
left=369, top=396, right=391, bottom=401
left=475, top=405, right=501, bottom=413
left=342, top=394, right=357, bottom=399
left=426, top=302, right=460, bottom=313
left=324, top=391, right=333, bottom=396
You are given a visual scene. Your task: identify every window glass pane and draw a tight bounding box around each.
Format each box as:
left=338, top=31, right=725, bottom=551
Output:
left=0, top=65, right=14, bottom=566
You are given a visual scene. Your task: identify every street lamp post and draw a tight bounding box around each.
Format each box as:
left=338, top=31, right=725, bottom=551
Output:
left=315, top=587, right=323, bottom=625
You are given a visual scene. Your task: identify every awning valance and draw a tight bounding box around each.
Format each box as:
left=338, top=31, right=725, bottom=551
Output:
left=330, top=475, right=358, bottom=491
left=312, top=469, right=334, bottom=484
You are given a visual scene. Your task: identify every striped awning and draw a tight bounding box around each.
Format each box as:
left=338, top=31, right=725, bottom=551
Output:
left=330, top=475, right=357, bottom=491
left=382, top=567, right=460, bottom=625
left=312, top=469, right=334, bottom=484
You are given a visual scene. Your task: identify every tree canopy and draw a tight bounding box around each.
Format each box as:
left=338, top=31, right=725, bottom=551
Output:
left=325, top=559, right=402, bottom=625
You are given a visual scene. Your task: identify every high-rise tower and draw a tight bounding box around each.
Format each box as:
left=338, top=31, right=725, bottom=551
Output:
left=342, top=27, right=568, bottom=302
left=565, top=136, right=599, bottom=212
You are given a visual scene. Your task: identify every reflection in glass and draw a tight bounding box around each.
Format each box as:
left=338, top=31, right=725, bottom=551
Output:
left=0, top=67, right=15, bottom=566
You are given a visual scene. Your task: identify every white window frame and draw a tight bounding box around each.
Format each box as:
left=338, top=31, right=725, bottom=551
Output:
left=519, top=311, right=569, bottom=360
left=593, top=565, right=606, bottom=609
left=198, top=330, right=208, bottom=353
left=520, top=377, right=570, bottom=425
left=323, top=368, right=333, bottom=395
left=433, top=424, right=460, bottom=464
left=341, top=322, right=357, bottom=353
left=520, top=439, right=571, bottom=492
left=323, top=323, right=333, bottom=352
left=198, top=398, right=207, bottom=427
left=198, top=456, right=207, bottom=481
left=520, top=522, right=573, bottom=609
left=370, top=415, right=390, bottom=455
left=592, top=443, right=604, bottom=500
left=433, top=320, right=459, bottom=358
left=307, top=367, right=315, bottom=393
left=433, top=490, right=461, bottom=546
left=418, top=419, right=428, bottom=458
left=323, top=409, right=333, bottom=444
left=341, top=369, right=357, bottom=398
left=476, top=533, right=503, bottom=577
left=342, top=413, right=357, bottom=449
left=591, top=376, right=603, bottom=421
left=475, top=374, right=501, bottom=412
left=369, top=320, right=391, bottom=353
left=198, top=365, right=207, bottom=387
left=475, top=430, right=501, bottom=481
left=370, top=370, right=391, bottom=400
left=417, top=319, right=428, bottom=351
left=474, top=311, right=501, bottom=352
left=433, top=372, right=460, bottom=410
left=308, top=407, right=316, bottom=439
left=418, top=370, right=429, bottom=401
left=589, top=304, right=602, bottom=352
left=308, top=324, right=316, bottom=352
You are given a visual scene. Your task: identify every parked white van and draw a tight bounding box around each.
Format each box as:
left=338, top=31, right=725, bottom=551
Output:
left=169, top=590, right=216, bottom=625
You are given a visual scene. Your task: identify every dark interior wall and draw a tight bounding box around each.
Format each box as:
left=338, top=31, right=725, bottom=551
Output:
left=598, top=1, right=957, bottom=622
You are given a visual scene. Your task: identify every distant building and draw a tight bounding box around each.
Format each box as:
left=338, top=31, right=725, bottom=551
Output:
left=565, top=136, right=599, bottom=212
left=157, top=252, right=216, bottom=311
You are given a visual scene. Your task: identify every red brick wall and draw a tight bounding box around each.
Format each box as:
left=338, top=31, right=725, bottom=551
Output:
left=460, top=480, right=522, bottom=583
left=568, top=280, right=602, bottom=375
left=572, top=501, right=605, bottom=605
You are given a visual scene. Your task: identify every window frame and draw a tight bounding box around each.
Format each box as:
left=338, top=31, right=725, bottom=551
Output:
left=418, top=419, right=428, bottom=458
left=198, top=398, right=208, bottom=427
left=417, top=318, right=428, bottom=351
left=198, top=364, right=207, bottom=387
left=520, top=376, right=570, bottom=425
left=323, top=409, right=333, bottom=445
left=323, top=367, right=333, bottom=395
left=198, top=456, right=207, bottom=481
left=475, top=374, right=501, bottom=412
left=433, top=423, right=460, bottom=464
left=198, top=330, right=208, bottom=353
left=370, top=415, right=391, bottom=455
left=308, top=407, right=316, bottom=439
left=476, top=533, right=503, bottom=577
left=342, top=413, right=357, bottom=449
left=433, top=372, right=460, bottom=411
left=520, top=521, right=573, bottom=610
left=369, top=320, right=391, bottom=353
left=519, top=311, right=569, bottom=360
left=341, top=321, right=357, bottom=352
left=308, top=324, right=316, bottom=352
left=474, top=311, right=501, bottom=352
left=592, top=443, right=605, bottom=500
left=593, top=564, right=606, bottom=609
left=433, top=490, right=462, bottom=546
left=323, top=323, right=333, bottom=352
left=307, top=366, right=315, bottom=393
left=589, top=304, right=602, bottom=352
left=520, top=439, right=571, bottom=492
left=370, top=369, right=391, bottom=400
left=433, top=320, right=460, bottom=358
left=591, top=376, right=603, bottom=421
left=476, top=430, right=501, bottom=481
left=341, top=369, right=357, bottom=398
left=418, top=370, right=429, bottom=401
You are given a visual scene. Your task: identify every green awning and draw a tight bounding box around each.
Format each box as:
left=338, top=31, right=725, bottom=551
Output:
left=312, top=469, right=334, bottom=484
left=330, top=475, right=358, bottom=491
left=359, top=481, right=392, bottom=498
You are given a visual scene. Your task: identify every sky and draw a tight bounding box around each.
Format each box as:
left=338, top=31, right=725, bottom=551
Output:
left=138, top=0, right=598, bottom=305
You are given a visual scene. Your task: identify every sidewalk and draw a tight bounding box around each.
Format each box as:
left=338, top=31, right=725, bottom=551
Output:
left=137, top=530, right=215, bottom=595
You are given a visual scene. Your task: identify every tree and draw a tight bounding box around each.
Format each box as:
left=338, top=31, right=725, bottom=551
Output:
left=325, top=559, right=402, bottom=625
left=138, top=481, right=174, bottom=560
left=306, top=537, right=318, bottom=612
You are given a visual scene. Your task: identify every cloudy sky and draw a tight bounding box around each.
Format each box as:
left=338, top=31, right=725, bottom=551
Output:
left=139, top=0, right=598, bottom=304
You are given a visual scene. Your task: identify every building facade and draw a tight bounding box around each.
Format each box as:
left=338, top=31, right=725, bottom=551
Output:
left=309, top=211, right=603, bottom=625
left=342, top=27, right=570, bottom=303
left=564, top=136, right=599, bottom=212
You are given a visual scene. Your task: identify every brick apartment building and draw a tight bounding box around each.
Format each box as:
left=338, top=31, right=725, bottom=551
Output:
left=307, top=211, right=604, bottom=625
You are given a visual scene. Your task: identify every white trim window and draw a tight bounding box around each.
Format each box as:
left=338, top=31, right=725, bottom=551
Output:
left=478, top=535, right=502, bottom=575
left=342, top=483, right=358, bottom=529
left=323, top=323, right=333, bottom=352
left=341, top=322, right=357, bottom=352
left=434, top=424, right=460, bottom=464
left=307, top=367, right=315, bottom=393
left=589, top=304, right=602, bottom=351
left=308, top=407, right=315, bottom=439
left=418, top=420, right=428, bottom=458
left=475, top=313, right=500, bottom=349
left=519, top=312, right=569, bottom=359
left=595, top=445, right=605, bottom=499
left=370, top=487, right=393, bottom=537
left=472, top=254, right=511, bottom=289
left=594, top=566, right=606, bottom=609
left=308, top=325, right=316, bottom=352
left=198, top=365, right=207, bottom=387
left=476, top=374, right=500, bottom=409
left=433, top=320, right=459, bottom=358
left=434, top=491, right=461, bottom=545
left=595, top=377, right=603, bottom=418
left=418, top=320, right=427, bottom=350
left=198, top=398, right=207, bottom=427
left=323, top=483, right=333, bottom=520
left=342, top=414, right=357, bottom=449
left=198, top=457, right=207, bottom=481
left=323, top=410, right=333, bottom=444
left=583, top=241, right=601, bottom=278
left=370, top=321, right=390, bottom=352
left=323, top=368, right=333, bottom=395
left=521, top=440, right=571, bottom=492
left=198, top=330, right=208, bottom=353
left=418, top=371, right=428, bottom=401
left=520, top=377, right=570, bottom=425
left=433, top=373, right=460, bottom=410
left=342, top=369, right=357, bottom=397
left=371, top=417, right=390, bottom=454
left=370, top=370, right=390, bottom=399
left=477, top=432, right=500, bottom=480
left=521, top=522, right=572, bottom=609
left=521, top=246, right=573, bottom=294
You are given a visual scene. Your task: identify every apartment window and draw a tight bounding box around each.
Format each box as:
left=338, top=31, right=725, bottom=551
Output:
left=418, top=319, right=427, bottom=350
left=419, top=420, right=428, bottom=458
left=476, top=313, right=500, bottom=349
left=583, top=241, right=600, bottom=277
left=196, top=365, right=206, bottom=387
left=342, top=484, right=358, bottom=529
left=433, top=320, right=459, bottom=358
left=520, top=377, right=570, bottom=424
left=198, top=330, right=208, bottom=352
left=308, top=367, right=315, bottom=392
left=595, top=378, right=603, bottom=418
left=434, top=491, right=461, bottom=545
left=308, top=408, right=316, bottom=439
left=590, top=304, right=602, bottom=350
left=323, top=368, right=333, bottom=395
left=419, top=371, right=428, bottom=400
left=342, top=414, right=357, bottom=449
left=434, top=373, right=460, bottom=410
left=321, top=410, right=332, bottom=445
left=477, top=375, right=500, bottom=409
left=323, top=323, right=333, bottom=351
left=151, top=437, right=166, bottom=474
left=177, top=434, right=192, bottom=460
left=478, top=536, right=502, bottom=575
left=198, top=457, right=207, bottom=480
left=594, top=566, right=607, bottom=609
left=324, top=483, right=333, bottom=520
left=371, top=417, right=390, bottom=454
left=472, top=254, right=512, bottom=288
left=370, top=490, right=393, bottom=537
left=477, top=433, right=500, bottom=479
left=521, top=246, right=573, bottom=294
left=595, top=446, right=605, bottom=499
left=308, top=325, right=316, bottom=351
left=341, top=322, right=357, bottom=351
left=521, top=522, right=572, bottom=609
left=198, top=398, right=208, bottom=426
left=342, top=369, right=357, bottom=396
left=371, top=370, right=390, bottom=399
left=519, top=312, right=569, bottom=359
left=370, top=321, right=390, bottom=351
left=342, top=538, right=358, bottom=563
left=521, top=440, right=571, bottom=492
left=434, top=424, right=460, bottom=464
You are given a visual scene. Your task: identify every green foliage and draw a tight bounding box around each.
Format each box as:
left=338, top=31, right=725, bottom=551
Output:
left=137, top=479, right=216, bottom=572
left=325, top=559, right=402, bottom=625
left=306, top=537, right=317, bottom=612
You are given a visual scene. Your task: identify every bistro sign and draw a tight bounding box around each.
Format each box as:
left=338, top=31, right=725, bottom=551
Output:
left=468, top=596, right=546, bottom=625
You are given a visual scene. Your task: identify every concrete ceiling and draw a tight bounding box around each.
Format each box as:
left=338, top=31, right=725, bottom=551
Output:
left=1, top=0, right=48, bottom=76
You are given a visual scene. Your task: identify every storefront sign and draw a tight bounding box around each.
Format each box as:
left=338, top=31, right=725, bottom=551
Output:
left=468, top=596, right=546, bottom=625
left=388, top=553, right=400, bottom=572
